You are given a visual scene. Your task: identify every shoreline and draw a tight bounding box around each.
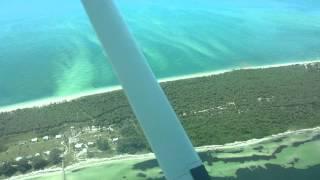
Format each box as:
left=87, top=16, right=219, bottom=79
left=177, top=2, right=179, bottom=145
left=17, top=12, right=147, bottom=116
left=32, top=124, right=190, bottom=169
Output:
left=1, top=59, right=320, bottom=113
left=11, top=126, right=320, bottom=180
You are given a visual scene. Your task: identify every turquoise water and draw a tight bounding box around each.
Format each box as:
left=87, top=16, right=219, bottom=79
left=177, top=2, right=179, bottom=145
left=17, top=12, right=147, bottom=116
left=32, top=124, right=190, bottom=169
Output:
left=0, top=0, right=319, bottom=106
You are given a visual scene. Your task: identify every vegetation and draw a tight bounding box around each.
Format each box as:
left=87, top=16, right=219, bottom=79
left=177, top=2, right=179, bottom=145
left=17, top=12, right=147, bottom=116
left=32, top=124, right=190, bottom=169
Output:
left=16, top=159, right=32, bottom=173
left=0, top=161, right=17, bottom=177
left=96, top=138, right=110, bottom=151
left=0, top=152, right=64, bottom=178
left=117, top=137, right=148, bottom=154
left=0, top=144, right=7, bottom=153
left=116, top=121, right=149, bottom=154
left=48, top=148, right=62, bottom=165
left=0, top=151, right=66, bottom=178
left=0, top=63, right=320, bottom=155
left=32, top=156, right=48, bottom=170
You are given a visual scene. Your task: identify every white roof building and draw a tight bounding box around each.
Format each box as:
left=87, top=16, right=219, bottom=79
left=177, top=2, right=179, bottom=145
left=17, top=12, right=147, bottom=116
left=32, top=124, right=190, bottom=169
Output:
left=112, top=138, right=119, bottom=143
left=42, top=136, right=49, bottom=140
left=55, top=134, right=62, bottom=139
left=87, top=142, right=95, bottom=146
left=227, top=102, right=236, bottom=106
left=69, top=137, right=78, bottom=144
left=84, top=126, right=90, bottom=132
left=107, top=126, right=114, bottom=132
left=35, top=153, right=40, bottom=157
left=15, top=157, right=23, bottom=161
left=44, top=151, right=51, bottom=155
left=91, top=126, right=98, bottom=132
left=75, top=143, right=83, bottom=149
left=31, top=138, right=38, bottom=142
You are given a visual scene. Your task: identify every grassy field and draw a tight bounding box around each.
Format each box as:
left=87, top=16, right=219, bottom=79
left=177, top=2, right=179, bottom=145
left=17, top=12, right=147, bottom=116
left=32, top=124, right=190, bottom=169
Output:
left=0, top=132, right=63, bottom=162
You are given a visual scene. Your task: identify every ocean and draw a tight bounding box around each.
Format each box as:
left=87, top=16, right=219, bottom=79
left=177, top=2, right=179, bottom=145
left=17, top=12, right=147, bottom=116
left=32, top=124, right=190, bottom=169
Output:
left=0, top=0, right=320, bottom=107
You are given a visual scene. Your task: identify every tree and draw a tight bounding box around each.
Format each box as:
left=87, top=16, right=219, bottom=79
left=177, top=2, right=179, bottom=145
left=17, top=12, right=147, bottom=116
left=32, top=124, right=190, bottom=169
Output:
left=32, top=157, right=48, bottom=170
left=16, top=159, right=32, bottom=173
left=87, top=151, right=94, bottom=158
left=96, top=138, right=110, bottom=151
left=117, top=137, right=147, bottom=154
left=0, top=161, right=17, bottom=177
left=48, top=149, right=62, bottom=165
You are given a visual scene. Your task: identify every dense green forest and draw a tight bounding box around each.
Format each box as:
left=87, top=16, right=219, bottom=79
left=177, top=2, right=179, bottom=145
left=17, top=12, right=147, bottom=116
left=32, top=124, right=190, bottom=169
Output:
left=0, top=63, right=320, bottom=147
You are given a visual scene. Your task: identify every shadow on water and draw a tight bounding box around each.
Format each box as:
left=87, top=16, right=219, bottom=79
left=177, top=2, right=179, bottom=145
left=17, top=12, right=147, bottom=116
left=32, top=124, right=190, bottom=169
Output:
left=134, top=164, right=320, bottom=180
left=292, top=134, right=320, bottom=147
left=132, top=159, right=159, bottom=171
left=132, top=150, right=320, bottom=180
left=211, top=164, right=320, bottom=180
left=198, top=145, right=288, bottom=164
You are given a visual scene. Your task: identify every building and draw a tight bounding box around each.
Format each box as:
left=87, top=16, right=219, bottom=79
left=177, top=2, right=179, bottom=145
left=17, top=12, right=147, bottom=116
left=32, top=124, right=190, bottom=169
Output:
left=31, top=138, right=38, bottom=143
left=15, top=157, right=23, bottom=161
left=75, top=143, right=83, bottom=149
left=55, top=134, right=62, bottom=139
left=87, top=142, right=95, bottom=146
left=91, top=126, right=98, bottom=132
left=69, top=137, right=78, bottom=144
left=84, top=126, right=90, bottom=132
left=44, top=151, right=51, bottom=155
left=42, top=136, right=49, bottom=140
left=112, top=137, right=119, bottom=143
left=107, top=126, right=114, bottom=132
left=227, top=102, right=236, bottom=106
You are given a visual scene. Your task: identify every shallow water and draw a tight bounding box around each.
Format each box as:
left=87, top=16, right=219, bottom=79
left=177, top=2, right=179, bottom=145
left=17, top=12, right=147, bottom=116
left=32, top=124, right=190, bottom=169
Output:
left=0, top=0, right=320, bottom=106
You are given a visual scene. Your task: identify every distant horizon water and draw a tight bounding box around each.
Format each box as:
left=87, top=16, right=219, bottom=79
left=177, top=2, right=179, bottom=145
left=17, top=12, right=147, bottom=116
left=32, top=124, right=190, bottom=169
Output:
left=0, top=0, right=320, bottom=107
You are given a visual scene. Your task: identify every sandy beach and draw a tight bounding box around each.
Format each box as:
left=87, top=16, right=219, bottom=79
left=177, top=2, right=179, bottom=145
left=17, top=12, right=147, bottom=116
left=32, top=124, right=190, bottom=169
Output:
left=1, top=59, right=319, bottom=114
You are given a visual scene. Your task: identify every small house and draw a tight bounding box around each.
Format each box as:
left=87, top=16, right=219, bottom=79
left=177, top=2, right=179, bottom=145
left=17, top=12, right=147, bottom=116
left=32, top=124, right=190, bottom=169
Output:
left=107, top=126, right=114, bottom=132
left=75, top=143, right=83, bottom=149
left=112, top=138, right=119, bottom=143
left=15, top=157, right=23, bottom=161
left=42, top=136, right=49, bottom=140
left=87, top=142, right=95, bottom=146
left=91, top=126, right=98, bottom=132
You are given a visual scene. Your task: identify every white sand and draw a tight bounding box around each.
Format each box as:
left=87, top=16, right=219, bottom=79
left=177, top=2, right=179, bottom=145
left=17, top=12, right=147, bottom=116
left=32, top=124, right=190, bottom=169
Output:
left=1, top=59, right=319, bottom=113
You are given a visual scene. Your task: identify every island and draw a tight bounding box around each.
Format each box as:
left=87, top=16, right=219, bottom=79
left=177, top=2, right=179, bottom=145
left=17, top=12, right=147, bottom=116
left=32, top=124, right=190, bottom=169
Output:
left=0, top=62, right=320, bottom=179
